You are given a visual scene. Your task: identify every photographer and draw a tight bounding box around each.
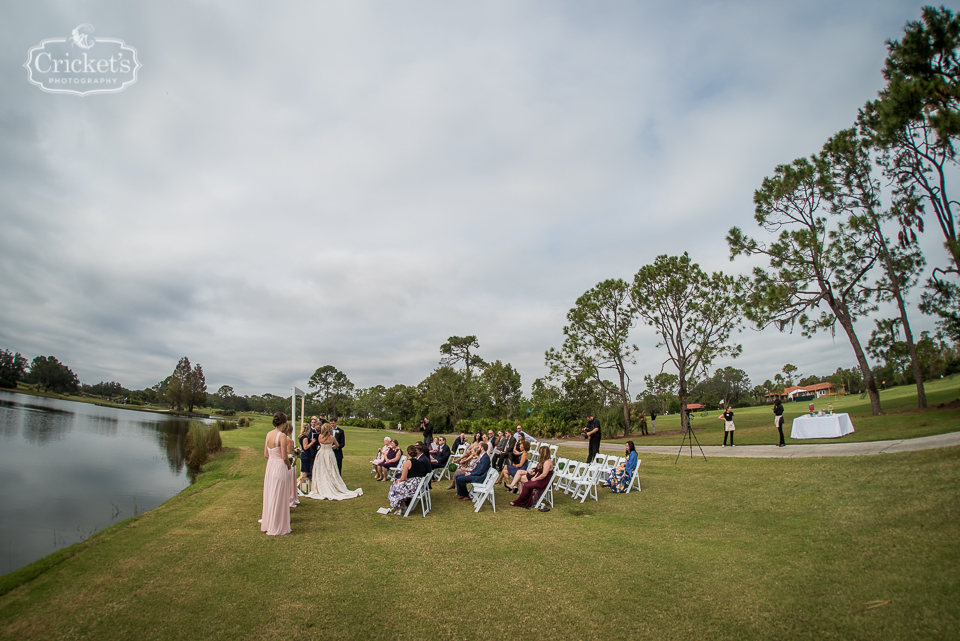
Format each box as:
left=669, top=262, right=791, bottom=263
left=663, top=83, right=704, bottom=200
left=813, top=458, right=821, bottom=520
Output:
left=584, top=414, right=601, bottom=463
left=419, top=416, right=433, bottom=447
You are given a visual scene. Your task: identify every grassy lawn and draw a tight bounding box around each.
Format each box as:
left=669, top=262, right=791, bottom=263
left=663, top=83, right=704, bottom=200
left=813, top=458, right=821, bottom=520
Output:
left=1, top=420, right=958, bottom=640
left=605, top=377, right=960, bottom=446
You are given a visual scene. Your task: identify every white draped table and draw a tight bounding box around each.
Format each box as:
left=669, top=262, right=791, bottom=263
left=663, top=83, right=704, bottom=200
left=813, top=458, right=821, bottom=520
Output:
left=790, top=413, right=855, bottom=439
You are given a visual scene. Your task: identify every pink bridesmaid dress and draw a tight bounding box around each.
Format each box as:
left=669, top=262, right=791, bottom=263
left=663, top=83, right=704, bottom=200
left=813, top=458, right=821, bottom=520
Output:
left=261, top=431, right=291, bottom=536
left=289, top=461, right=300, bottom=508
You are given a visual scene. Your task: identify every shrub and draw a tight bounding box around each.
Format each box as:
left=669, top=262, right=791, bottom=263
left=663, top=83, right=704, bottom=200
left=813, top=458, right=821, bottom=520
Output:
left=215, top=419, right=238, bottom=431
left=185, top=422, right=224, bottom=471
left=237, top=417, right=250, bottom=427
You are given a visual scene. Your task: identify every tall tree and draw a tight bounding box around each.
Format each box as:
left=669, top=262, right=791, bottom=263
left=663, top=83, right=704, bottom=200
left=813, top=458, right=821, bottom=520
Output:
left=861, top=6, right=960, bottom=339
left=185, top=363, right=207, bottom=413
left=308, top=365, right=353, bottom=419
left=639, top=372, right=679, bottom=415
left=630, top=253, right=746, bottom=433
left=166, top=357, right=192, bottom=410
left=439, top=336, right=487, bottom=382
left=822, top=127, right=929, bottom=408
left=727, top=152, right=885, bottom=415
left=545, top=278, right=637, bottom=435
left=421, top=366, right=469, bottom=424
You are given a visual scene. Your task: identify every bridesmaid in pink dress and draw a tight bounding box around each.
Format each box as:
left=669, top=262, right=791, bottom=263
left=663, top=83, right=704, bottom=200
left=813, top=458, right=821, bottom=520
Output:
left=261, top=412, right=292, bottom=536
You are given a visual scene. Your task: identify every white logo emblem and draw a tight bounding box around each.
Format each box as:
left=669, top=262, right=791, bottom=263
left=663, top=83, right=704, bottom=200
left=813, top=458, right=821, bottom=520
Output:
left=25, top=24, right=141, bottom=96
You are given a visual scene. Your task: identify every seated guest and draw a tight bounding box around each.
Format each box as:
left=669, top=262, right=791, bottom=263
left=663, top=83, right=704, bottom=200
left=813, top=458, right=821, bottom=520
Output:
left=604, top=441, right=638, bottom=493
left=512, top=433, right=527, bottom=465
left=515, top=426, right=538, bottom=446
left=487, top=429, right=498, bottom=448
left=431, top=436, right=451, bottom=470
left=473, top=432, right=483, bottom=445
left=415, top=443, right=433, bottom=485
left=497, top=440, right=529, bottom=488
left=374, top=438, right=401, bottom=482
left=429, top=437, right=439, bottom=453
left=446, top=443, right=481, bottom=490
left=481, top=434, right=495, bottom=457
left=371, top=436, right=392, bottom=466
left=455, top=445, right=491, bottom=501
left=388, top=445, right=427, bottom=514
left=492, top=429, right=516, bottom=470
left=509, top=445, right=554, bottom=508
left=450, top=432, right=468, bottom=453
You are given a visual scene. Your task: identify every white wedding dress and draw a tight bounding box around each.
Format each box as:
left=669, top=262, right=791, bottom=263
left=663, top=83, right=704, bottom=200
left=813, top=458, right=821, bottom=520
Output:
left=306, top=443, right=363, bottom=501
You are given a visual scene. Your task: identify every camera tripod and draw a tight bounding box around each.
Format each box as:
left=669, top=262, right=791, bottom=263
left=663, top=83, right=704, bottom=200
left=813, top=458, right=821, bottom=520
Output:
left=675, top=423, right=707, bottom=464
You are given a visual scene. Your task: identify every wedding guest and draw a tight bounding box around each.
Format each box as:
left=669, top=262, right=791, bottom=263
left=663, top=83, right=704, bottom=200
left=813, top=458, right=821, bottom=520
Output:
left=431, top=436, right=451, bottom=470
left=456, top=445, right=491, bottom=501
left=450, top=432, right=468, bottom=453
left=719, top=406, right=736, bottom=447
left=473, top=432, right=483, bottom=445
left=388, top=445, right=427, bottom=515
left=331, top=419, right=345, bottom=472
left=497, top=440, right=529, bottom=487
left=447, top=443, right=481, bottom=490
left=774, top=399, right=785, bottom=447
left=261, top=412, right=292, bottom=536
left=604, top=441, right=638, bottom=493
left=372, top=437, right=394, bottom=481
left=509, top=445, right=554, bottom=508
left=492, top=429, right=516, bottom=470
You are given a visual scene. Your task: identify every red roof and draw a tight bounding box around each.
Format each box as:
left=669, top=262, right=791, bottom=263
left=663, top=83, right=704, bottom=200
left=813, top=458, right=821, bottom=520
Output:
left=685, top=403, right=705, bottom=410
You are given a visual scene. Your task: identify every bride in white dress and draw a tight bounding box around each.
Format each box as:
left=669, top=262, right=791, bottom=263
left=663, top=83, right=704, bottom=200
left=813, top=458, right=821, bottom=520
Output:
left=306, top=423, right=363, bottom=500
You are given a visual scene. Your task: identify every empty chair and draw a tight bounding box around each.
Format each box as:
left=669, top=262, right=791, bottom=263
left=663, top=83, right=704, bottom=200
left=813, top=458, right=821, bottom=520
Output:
left=570, top=464, right=602, bottom=503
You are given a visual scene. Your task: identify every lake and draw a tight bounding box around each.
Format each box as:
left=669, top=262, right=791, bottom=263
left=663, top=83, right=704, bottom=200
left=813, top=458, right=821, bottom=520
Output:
left=0, top=390, right=199, bottom=576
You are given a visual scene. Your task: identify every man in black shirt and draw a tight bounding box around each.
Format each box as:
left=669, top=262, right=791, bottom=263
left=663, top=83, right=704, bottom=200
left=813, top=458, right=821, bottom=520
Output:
left=420, top=417, right=433, bottom=447
left=585, top=414, right=601, bottom=464
left=650, top=409, right=657, bottom=435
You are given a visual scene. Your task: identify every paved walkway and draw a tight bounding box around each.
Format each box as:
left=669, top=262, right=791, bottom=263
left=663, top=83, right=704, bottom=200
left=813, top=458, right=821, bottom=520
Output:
left=541, top=431, right=960, bottom=458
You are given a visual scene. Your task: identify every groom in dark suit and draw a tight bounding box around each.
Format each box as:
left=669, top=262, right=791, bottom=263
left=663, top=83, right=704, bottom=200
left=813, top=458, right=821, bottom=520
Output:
left=331, top=419, right=345, bottom=474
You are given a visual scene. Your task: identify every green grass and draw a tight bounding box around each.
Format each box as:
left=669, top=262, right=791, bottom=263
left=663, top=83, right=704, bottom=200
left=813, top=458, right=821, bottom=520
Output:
left=607, top=377, right=960, bottom=446
left=1, top=420, right=958, bottom=640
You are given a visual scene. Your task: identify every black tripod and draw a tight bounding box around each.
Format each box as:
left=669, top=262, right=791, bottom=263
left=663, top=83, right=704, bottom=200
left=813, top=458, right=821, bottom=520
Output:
left=675, top=422, right=707, bottom=463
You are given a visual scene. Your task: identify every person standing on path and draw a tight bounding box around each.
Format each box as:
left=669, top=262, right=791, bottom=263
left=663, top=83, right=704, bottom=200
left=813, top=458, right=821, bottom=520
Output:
left=585, top=414, right=601, bottom=463
left=719, top=407, right=735, bottom=447
left=331, top=419, right=345, bottom=473
left=773, top=399, right=785, bottom=447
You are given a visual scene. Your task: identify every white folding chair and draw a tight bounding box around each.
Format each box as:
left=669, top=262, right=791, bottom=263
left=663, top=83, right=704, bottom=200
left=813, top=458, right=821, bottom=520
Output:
left=592, top=453, right=608, bottom=467
left=387, top=456, right=407, bottom=483
left=471, top=468, right=498, bottom=513
left=532, top=471, right=555, bottom=510
left=548, top=444, right=559, bottom=459
left=402, top=475, right=432, bottom=517
left=570, top=465, right=602, bottom=503
left=555, top=460, right=583, bottom=494
left=625, top=459, right=642, bottom=493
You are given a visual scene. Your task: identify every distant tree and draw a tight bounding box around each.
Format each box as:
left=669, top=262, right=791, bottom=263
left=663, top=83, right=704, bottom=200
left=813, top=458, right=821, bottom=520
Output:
left=308, top=365, right=354, bottom=420
left=214, top=385, right=236, bottom=411
left=639, top=372, right=679, bottom=415
left=421, top=366, right=469, bottom=425
left=630, top=254, right=746, bottom=433
left=27, top=356, right=80, bottom=394
left=439, top=336, right=487, bottom=382
left=0, top=349, right=28, bottom=388
left=781, top=364, right=799, bottom=387
left=382, top=384, right=424, bottom=425
left=479, top=360, right=523, bottom=420
left=701, top=366, right=752, bottom=407
left=545, top=278, right=637, bottom=435
left=353, top=385, right=387, bottom=419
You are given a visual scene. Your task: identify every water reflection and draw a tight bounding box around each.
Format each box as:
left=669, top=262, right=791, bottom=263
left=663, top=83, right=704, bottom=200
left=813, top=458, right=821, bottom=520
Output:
left=0, top=390, right=200, bottom=576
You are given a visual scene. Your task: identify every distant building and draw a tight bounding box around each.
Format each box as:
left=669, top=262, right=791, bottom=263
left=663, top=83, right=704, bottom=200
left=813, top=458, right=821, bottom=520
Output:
left=765, top=382, right=838, bottom=402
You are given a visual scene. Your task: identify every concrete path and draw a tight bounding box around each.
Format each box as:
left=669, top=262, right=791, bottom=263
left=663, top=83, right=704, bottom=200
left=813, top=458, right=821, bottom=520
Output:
left=541, top=431, right=960, bottom=458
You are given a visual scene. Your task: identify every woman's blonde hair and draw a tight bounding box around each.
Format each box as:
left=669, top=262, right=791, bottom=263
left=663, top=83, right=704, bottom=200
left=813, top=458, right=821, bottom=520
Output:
left=299, top=422, right=311, bottom=438
left=320, top=423, right=333, bottom=439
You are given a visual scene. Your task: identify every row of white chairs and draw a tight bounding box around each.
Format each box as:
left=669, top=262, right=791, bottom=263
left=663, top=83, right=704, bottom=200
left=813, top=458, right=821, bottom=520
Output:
left=551, top=455, right=641, bottom=503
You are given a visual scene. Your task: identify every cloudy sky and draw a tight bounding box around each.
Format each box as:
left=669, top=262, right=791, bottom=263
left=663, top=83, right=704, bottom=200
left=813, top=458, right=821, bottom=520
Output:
left=1, top=1, right=952, bottom=397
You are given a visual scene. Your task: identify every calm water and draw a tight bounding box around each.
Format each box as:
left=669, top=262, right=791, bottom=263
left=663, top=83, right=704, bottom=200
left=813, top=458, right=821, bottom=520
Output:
left=0, top=390, right=200, bottom=576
